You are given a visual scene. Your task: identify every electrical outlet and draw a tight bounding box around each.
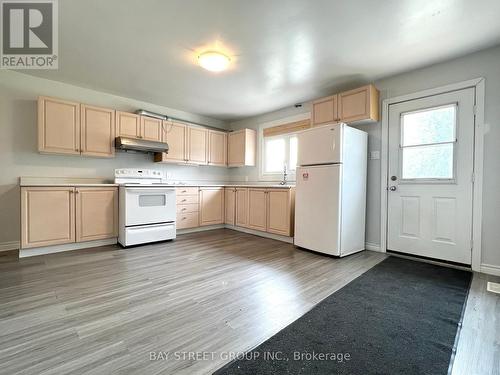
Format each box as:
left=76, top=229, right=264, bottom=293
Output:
left=370, top=151, right=380, bottom=160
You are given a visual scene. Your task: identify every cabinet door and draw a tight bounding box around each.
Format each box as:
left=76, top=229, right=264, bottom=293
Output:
left=208, top=130, right=227, bottom=166
left=75, top=187, right=118, bottom=242
left=141, top=116, right=163, bottom=142
left=38, top=97, right=80, bottom=155
left=228, top=131, right=245, bottom=166
left=116, top=111, right=141, bottom=138
left=21, top=187, right=75, bottom=249
left=312, top=95, right=339, bottom=126
left=267, top=189, right=292, bottom=236
left=338, top=84, right=379, bottom=123
left=224, top=188, right=236, bottom=225
left=81, top=104, right=115, bottom=158
left=248, top=189, right=267, bottom=231
left=160, top=121, right=187, bottom=163
left=235, top=188, right=249, bottom=227
left=187, top=126, right=208, bottom=164
left=199, top=188, right=224, bottom=226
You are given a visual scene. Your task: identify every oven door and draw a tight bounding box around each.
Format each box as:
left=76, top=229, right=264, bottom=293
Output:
left=124, top=187, right=176, bottom=226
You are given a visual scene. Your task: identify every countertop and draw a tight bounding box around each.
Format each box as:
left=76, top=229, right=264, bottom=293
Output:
left=19, top=177, right=294, bottom=189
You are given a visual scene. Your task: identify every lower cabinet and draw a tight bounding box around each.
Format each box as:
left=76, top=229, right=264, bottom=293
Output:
left=232, top=187, right=294, bottom=236
left=176, top=187, right=199, bottom=229
left=199, top=187, right=224, bottom=226
left=75, top=187, right=118, bottom=242
left=21, top=186, right=118, bottom=249
left=248, top=189, right=267, bottom=231
left=224, top=188, right=236, bottom=225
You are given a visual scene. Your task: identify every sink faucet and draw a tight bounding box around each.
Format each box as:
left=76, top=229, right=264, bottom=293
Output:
left=280, top=164, right=288, bottom=185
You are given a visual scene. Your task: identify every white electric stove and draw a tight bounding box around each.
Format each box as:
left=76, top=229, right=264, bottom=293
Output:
left=115, top=169, right=176, bottom=247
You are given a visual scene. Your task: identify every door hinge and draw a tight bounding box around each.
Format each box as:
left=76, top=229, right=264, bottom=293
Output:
left=470, top=238, right=474, bottom=250
left=473, top=105, right=478, bottom=115
left=471, top=172, right=475, bottom=183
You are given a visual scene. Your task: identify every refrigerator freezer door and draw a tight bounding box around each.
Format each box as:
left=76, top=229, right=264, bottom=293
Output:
left=294, top=165, right=342, bottom=255
left=297, top=124, right=343, bottom=166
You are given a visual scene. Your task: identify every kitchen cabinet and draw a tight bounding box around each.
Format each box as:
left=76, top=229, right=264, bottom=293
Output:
left=176, top=187, right=199, bottom=229
left=338, top=84, right=379, bottom=123
left=21, top=187, right=75, bottom=248
left=116, top=111, right=141, bottom=138
left=311, top=84, right=379, bottom=126
left=140, top=116, right=163, bottom=142
left=224, top=188, right=236, bottom=225
left=199, top=187, right=224, bottom=226
left=80, top=104, right=115, bottom=157
left=38, top=97, right=80, bottom=155
left=228, top=129, right=256, bottom=167
left=267, top=189, right=294, bottom=236
left=312, top=95, right=339, bottom=126
left=208, top=130, right=227, bottom=166
left=235, top=188, right=249, bottom=227
left=155, top=121, right=187, bottom=163
left=75, top=187, right=118, bottom=242
left=248, top=188, right=268, bottom=231
left=187, top=126, right=208, bottom=165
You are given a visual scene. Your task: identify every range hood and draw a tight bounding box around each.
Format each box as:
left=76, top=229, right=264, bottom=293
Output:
left=115, top=137, right=169, bottom=153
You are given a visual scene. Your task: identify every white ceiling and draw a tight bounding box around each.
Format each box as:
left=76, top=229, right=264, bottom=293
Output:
left=25, top=0, right=500, bottom=121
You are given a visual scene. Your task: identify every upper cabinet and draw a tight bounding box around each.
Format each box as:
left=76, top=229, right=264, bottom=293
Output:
left=115, top=111, right=141, bottom=138
left=228, top=129, right=256, bottom=167
left=338, top=84, right=379, bottom=124
left=38, top=96, right=80, bottom=155
left=208, top=130, right=227, bottom=166
left=38, top=97, right=115, bottom=158
left=141, top=116, right=163, bottom=142
left=187, top=126, right=208, bottom=165
left=311, top=84, right=379, bottom=126
left=81, top=104, right=115, bottom=158
left=156, top=121, right=187, bottom=163
left=311, top=95, right=338, bottom=126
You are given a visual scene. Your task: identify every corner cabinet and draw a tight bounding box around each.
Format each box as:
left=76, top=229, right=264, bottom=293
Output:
left=228, top=129, right=256, bottom=167
left=311, top=84, right=379, bottom=126
left=21, top=186, right=118, bottom=249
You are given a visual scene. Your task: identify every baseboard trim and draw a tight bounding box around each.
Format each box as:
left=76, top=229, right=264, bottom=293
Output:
left=0, top=241, right=20, bottom=252
left=480, top=263, right=500, bottom=277
left=19, top=238, right=117, bottom=258
left=177, top=225, right=225, bottom=235
left=365, top=242, right=382, bottom=252
left=224, top=225, right=294, bottom=243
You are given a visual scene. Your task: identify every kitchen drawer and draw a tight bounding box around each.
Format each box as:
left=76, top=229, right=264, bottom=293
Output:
left=176, top=187, right=199, bottom=196
left=176, top=195, right=199, bottom=205
left=177, top=203, right=199, bottom=214
left=176, top=212, right=199, bottom=229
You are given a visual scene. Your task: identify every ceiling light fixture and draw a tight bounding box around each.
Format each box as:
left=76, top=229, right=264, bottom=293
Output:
left=198, top=51, right=230, bottom=72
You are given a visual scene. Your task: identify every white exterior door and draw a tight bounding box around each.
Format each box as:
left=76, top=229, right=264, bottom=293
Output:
left=387, top=88, right=475, bottom=264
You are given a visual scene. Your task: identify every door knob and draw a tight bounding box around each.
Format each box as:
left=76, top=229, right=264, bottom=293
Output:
left=389, top=186, right=397, bottom=191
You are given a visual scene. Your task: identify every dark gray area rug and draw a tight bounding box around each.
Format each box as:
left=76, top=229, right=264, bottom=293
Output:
left=213, top=256, right=471, bottom=375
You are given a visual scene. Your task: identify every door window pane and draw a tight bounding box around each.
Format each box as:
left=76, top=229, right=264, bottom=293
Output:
left=289, top=136, right=298, bottom=171
left=265, top=138, right=285, bottom=173
left=402, top=105, right=456, bottom=146
left=402, top=143, right=454, bottom=179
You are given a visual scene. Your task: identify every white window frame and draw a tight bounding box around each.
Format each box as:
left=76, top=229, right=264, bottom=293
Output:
left=259, top=113, right=310, bottom=182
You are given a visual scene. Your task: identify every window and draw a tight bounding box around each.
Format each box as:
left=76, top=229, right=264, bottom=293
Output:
left=400, top=104, right=457, bottom=180
left=262, top=133, right=298, bottom=178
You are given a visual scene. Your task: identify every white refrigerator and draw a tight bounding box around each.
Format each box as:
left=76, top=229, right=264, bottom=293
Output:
left=294, top=123, right=368, bottom=256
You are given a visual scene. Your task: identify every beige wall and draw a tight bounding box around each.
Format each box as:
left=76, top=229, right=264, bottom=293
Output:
left=229, top=44, right=500, bottom=269
left=0, top=70, right=229, bottom=246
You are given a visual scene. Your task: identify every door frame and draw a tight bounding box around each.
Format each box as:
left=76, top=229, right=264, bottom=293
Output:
left=380, top=78, right=485, bottom=271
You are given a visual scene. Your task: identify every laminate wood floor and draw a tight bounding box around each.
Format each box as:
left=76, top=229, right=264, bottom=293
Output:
left=0, top=229, right=498, bottom=375
left=0, top=229, right=386, bottom=375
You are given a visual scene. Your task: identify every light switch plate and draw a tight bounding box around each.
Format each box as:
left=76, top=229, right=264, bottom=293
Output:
left=487, top=282, right=500, bottom=294
left=370, top=151, right=380, bottom=160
